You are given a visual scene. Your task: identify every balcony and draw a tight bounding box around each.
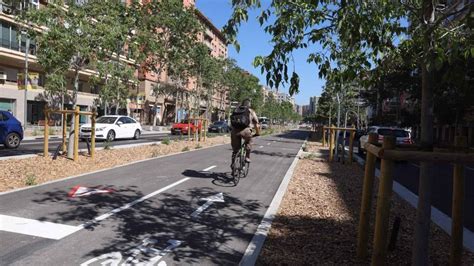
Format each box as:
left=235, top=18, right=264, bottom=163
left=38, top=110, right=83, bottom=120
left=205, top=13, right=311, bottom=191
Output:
left=1, top=0, right=39, bottom=15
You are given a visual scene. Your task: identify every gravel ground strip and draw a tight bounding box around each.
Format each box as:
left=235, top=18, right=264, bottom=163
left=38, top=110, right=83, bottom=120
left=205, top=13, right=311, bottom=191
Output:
left=258, top=141, right=474, bottom=265
left=0, top=136, right=229, bottom=192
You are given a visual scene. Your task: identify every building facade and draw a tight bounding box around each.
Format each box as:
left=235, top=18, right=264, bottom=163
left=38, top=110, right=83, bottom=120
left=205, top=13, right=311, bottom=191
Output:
left=309, top=96, right=319, bottom=115
left=0, top=0, right=228, bottom=127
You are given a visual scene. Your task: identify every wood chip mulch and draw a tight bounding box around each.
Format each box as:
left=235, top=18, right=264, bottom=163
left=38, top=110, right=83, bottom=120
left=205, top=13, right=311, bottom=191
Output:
left=0, top=136, right=229, bottom=192
left=258, top=141, right=474, bottom=265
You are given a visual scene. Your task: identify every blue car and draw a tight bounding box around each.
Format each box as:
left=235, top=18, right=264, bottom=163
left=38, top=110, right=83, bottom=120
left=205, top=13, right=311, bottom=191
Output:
left=0, top=111, right=23, bottom=149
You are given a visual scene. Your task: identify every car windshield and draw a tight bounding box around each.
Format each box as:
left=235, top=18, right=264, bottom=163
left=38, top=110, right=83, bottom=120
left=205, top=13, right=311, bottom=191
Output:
left=96, top=117, right=117, bottom=124
left=213, top=121, right=225, bottom=125
left=378, top=129, right=409, bottom=138
left=180, top=120, right=190, bottom=124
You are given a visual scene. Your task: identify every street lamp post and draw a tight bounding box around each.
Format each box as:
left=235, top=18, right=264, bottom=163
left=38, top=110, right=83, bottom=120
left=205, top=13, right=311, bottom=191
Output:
left=22, top=32, right=30, bottom=129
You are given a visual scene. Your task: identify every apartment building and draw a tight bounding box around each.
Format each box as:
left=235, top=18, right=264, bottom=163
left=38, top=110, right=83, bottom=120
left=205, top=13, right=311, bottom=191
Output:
left=127, top=2, right=229, bottom=125
left=0, top=0, right=228, bottom=127
left=0, top=0, right=102, bottom=126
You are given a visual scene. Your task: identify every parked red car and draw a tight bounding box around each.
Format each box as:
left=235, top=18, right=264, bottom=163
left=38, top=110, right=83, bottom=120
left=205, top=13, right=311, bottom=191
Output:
left=171, top=120, right=202, bottom=135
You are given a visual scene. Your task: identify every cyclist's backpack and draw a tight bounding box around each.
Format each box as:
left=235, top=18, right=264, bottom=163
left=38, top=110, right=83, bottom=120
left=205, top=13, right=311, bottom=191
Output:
left=230, top=106, right=251, bottom=130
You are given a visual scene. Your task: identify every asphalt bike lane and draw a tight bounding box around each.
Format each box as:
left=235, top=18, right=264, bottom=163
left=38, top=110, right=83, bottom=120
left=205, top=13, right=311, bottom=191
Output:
left=0, top=130, right=307, bottom=265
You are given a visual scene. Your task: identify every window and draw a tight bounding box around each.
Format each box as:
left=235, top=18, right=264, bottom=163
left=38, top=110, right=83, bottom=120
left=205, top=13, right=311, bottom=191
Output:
left=118, top=117, right=128, bottom=124
left=0, top=112, right=5, bottom=121
left=1, top=23, right=10, bottom=48
left=124, top=117, right=135, bottom=124
left=0, top=21, right=35, bottom=54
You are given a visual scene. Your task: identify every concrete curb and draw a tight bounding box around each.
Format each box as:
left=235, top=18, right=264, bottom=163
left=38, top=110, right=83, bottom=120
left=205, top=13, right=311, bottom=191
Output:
left=352, top=153, right=474, bottom=252
left=240, top=137, right=306, bottom=265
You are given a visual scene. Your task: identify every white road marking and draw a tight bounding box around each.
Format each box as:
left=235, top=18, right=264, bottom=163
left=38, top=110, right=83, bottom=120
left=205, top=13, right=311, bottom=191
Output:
left=411, top=163, right=420, bottom=168
left=81, top=178, right=190, bottom=228
left=202, top=165, right=216, bottom=172
left=267, top=143, right=271, bottom=145
left=0, top=214, right=81, bottom=240
left=258, top=146, right=264, bottom=148
left=190, top=193, right=224, bottom=218
left=81, top=238, right=182, bottom=266
left=1, top=178, right=190, bottom=240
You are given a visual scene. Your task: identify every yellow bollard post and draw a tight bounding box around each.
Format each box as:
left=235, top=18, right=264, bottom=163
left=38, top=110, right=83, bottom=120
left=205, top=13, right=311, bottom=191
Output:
left=204, top=119, right=207, bottom=141
left=199, top=118, right=203, bottom=142
left=329, top=127, right=335, bottom=162
left=91, top=112, right=96, bottom=159
left=450, top=136, right=467, bottom=266
left=349, top=127, right=356, bottom=164
left=357, top=133, right=378, bottom=258
left=62, top=112, right=67, bottom=153
left=188, top=119, right=191, bottom=141
left=372, top=136, right=396, bottom=266
left=43, top=108, right=49, bottom=157
left=73, top=106, right=79, bottom=162
left=323, top=126, right=326, bottom=147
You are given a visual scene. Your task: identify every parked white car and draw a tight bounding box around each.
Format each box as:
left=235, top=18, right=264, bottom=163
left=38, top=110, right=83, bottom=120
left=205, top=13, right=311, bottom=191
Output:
left=80, top=116, right=142, bottom=141
left=358, top=126, right=412, bottom=154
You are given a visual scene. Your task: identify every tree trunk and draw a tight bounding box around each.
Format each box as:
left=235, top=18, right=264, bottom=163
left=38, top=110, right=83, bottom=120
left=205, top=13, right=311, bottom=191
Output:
left=67, top=69, right=80, bottom=159
left=412, top=2, right=435, bottom=264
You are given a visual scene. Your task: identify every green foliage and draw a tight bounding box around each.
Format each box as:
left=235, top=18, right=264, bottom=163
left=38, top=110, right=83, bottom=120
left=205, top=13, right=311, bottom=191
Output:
left=224, top=60, right=264, bottom=113
left=162, top=138, right=171, bottom=145
left=181, top=146, right=190, bottom=152
left=25, top=173, right=37, bottom=186
left=195, top=144, right=202, bottom=149
left=103, top=140, right=113, bottom=150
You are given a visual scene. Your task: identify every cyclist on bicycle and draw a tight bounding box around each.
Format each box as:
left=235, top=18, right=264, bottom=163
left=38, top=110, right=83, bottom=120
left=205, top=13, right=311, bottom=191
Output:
left=230, top=98, right=260, bottom=164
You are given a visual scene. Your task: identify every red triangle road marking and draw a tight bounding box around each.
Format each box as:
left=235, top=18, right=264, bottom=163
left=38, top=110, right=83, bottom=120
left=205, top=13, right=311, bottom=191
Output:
left=68, top=185, right=114, bottom=198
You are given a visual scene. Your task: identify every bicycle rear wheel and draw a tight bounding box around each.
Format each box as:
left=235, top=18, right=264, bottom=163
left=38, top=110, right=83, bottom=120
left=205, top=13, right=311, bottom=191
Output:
left=231, top=154, right=242, bottom=185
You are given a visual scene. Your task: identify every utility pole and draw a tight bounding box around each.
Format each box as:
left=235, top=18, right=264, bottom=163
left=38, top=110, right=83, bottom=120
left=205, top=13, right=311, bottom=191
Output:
left=22, top=32, right=30, bottom=129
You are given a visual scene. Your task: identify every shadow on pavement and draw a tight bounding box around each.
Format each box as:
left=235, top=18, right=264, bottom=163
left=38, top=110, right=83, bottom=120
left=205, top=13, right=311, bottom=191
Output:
left=181, top=169, right=237, bottom=187
left=31, top=185, right=264, bottom=264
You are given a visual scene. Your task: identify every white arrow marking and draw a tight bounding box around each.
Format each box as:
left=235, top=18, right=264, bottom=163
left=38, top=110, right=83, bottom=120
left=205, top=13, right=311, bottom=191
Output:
left=259, top=145, right=264, bottom=148
left=202, top=165, right=216, bottom=172
left=267, top=143, right=271, bottom=145
left=191, top=192, right=224, bottom=218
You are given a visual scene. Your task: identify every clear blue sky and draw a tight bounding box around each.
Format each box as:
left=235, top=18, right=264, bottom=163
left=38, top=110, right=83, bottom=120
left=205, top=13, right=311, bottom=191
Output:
left=196, top=0, right=325, bottom=106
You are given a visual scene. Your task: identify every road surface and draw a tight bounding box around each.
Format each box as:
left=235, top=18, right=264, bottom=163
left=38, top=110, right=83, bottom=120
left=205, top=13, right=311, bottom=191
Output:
left=353, top=148, right=474, bottom=232
left=0, top=131, right=306, bottom=265
left=0, top=132, right=224, bottom=158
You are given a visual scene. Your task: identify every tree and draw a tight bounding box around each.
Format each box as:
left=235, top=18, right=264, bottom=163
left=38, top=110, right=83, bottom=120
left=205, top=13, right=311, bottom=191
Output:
left=223, top=61, right=263, bottom=114
left=19, top=0, right=105, bottom=158
left=135, top=0, right=200, bottom=126
left=224, top=1, right=473, bottom=263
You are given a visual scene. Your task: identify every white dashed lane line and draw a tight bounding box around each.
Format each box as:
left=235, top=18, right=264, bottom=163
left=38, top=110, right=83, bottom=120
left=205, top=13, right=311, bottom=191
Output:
left=202, top=165, right=216, bottom=172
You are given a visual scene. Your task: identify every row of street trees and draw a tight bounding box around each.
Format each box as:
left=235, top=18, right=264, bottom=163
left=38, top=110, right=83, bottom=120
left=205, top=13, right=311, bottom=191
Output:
left=224, top=0, right=473, bottom=263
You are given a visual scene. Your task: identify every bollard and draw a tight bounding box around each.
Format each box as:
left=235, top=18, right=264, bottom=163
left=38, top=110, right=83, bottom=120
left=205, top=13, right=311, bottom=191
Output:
left=372, top=136, right=396, bottom=265
left=73, top=106, right=79, bottom=162
left=44, top=108, right=49, bottom=157
left=62, top=113, right=67, bottom=153
left=91, top=112, right=96, bottom=159
left=204, top=119, right=207, bottom=141
left=329, top=128, right=335, bottom=162
left=450, top=136, right=467, bottom=266
left=357, top=133, right=378, bottom=258
left=323, top=126, right=326, bottom=147
left=188, top=119, right=191, bottom=141
left=349, top=128, right=356, bottom=164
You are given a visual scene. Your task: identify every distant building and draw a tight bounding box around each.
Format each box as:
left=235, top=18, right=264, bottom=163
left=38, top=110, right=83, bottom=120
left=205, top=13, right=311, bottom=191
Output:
left=302, top=105, right=310, bottom=116
left=295, top=104, right=303, bottom=116
left=309, top=96, right=319, bottom=115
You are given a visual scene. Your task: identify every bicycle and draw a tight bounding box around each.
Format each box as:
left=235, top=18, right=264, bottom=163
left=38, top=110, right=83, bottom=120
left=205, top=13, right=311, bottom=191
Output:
left=231, top=135, right=258, bottom=185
